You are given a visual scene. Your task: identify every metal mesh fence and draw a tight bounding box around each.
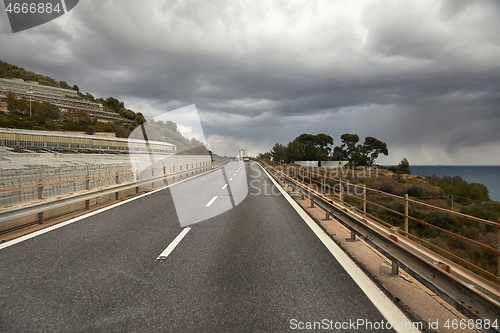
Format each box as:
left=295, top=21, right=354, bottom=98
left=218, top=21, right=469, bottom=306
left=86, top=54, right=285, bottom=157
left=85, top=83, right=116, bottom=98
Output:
left=0, top=155, right=211, bottom=208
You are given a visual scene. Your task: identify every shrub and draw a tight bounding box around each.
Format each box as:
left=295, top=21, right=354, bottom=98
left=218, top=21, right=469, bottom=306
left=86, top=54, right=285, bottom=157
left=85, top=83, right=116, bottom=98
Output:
left=407, top=185, right=426, bottom=198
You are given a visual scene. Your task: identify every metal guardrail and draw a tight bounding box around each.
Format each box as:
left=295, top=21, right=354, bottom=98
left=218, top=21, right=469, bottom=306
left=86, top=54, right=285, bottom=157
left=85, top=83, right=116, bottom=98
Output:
left=275, top=162, right=500, bottom=282
left=0, top=162, right=226, bottom=232
left=265, top=163, right=500, bottom=332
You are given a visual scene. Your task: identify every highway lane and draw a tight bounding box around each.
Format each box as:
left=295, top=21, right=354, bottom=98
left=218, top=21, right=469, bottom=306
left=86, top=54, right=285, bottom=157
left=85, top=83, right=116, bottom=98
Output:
left=0, top=161, right=409, bottom=332
left=170, top=160, right=247, bottom=226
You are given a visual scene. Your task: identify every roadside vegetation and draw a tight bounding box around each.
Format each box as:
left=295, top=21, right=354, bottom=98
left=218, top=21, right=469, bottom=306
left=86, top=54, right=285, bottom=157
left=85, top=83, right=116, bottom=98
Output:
left=0, top=92, right=141, bottom=137
left=0, top=59, right=147, bottom=136
left=358, top=167, right=499, bottom=278
left=261, top=132, right=388, bottom=167
left=258, top=134, right=499, bottom=278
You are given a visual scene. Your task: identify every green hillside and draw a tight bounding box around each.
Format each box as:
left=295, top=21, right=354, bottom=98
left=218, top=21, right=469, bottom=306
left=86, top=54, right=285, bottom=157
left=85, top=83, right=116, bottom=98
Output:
left=0, top=60, right=205, bottom=152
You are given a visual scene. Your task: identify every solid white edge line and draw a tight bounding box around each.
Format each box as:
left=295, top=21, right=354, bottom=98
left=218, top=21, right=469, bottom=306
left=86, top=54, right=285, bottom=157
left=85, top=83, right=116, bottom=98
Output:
left=259, top=165, right=422, bottom=333
left=156, top=227, right=191, bottom=261
left=0, top=166, right=218, bottom=250
left=206, top=196, right=218, bottom=207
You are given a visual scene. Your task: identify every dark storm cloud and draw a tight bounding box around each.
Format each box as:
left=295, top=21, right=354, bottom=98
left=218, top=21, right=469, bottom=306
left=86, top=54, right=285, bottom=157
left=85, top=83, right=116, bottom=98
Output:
left=0, top=0, right=498, bottom=163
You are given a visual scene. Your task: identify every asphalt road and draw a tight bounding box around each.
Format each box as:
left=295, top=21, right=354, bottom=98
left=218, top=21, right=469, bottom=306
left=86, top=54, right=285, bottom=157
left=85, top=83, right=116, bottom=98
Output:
left=0, top=161, right=402, bottom=332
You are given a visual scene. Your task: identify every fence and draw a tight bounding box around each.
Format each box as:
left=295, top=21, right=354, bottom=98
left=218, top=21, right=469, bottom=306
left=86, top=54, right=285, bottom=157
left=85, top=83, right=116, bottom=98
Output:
left=0, top=155, right=216, bottom=234
left=264, top=161, right=500, bottom=329
left=270, top=161, right=500, bottom=283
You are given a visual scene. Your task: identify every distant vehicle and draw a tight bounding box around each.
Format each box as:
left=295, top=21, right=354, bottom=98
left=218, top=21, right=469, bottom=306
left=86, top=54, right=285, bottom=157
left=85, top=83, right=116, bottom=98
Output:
left=243, top=157, right=250, bottom=162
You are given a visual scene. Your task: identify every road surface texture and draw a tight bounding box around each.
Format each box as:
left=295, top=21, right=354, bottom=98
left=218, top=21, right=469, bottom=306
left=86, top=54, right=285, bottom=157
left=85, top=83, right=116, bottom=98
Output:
left=0, top=161, right=407, bottom=332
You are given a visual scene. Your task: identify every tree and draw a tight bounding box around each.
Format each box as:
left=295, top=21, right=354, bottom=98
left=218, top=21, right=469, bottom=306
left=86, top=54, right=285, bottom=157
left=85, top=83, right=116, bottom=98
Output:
left=313, top=133, right=334, bottom=163
left=331, top=146, right=346, bottom=161
left=134, top=112, right=146, bottom=124
left=104, top=97, right=125, bottom=113
left=340, top=133, right=360, bottom=166
left=114, top=124, right=130, bottom=138
left=303, top=140, right=318, bottom=160
left=5, top=92, right=28, bottom=114
left=59, top=80, right=70, bottom=89
left=467, top=183, right=489, bottom=201
left=398, top=157, right=411, bottom=174
left=293, top=133, right=334, bottom=163
left=84, top=93, right=95, bottom=101
left=72, top=84, right=80, bottom=92
left=165, top=120, right=179, bottom=133
left=362, top=136, right=388, bottom=167
left=258, top=152, right=272, bottom=160
left=36, top=102, right=60, bottom=120
left=295, top=134, right=316, bottom=160
left=286, top=139, right=302, bottom=162
left=354, top=144, right=369, bottom=166
left=270, top=143, right=288, bottom=162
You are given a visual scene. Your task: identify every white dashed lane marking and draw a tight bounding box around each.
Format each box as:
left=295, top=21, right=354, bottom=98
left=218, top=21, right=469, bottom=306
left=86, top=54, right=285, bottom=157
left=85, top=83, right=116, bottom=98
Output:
left=206, top=196, right=218, bottom=207
left=156, top=227, right=191, bottom=261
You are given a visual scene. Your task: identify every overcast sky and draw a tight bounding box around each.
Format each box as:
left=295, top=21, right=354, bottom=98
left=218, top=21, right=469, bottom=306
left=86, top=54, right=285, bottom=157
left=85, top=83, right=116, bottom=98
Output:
left=1, top=0, right=499, bottom=164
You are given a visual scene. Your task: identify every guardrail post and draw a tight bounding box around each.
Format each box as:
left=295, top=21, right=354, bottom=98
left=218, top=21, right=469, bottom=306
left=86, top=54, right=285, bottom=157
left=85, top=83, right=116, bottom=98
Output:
left=392, top=261, right=399, bottom=275
left=326, top=211, right=330, bottom=220
left=404, top=194, right=409, bottom=237
left=339, top=178, right=343, bottom=203
left=347, top=229, right=356, bottom=242
left=310, top=198, right=315, bottom=208
left=323, top=172, right=326, bottom=194
left=38, top=212, right=44, bottom=224
left=85, top=167, right=90, bottom=209
left=115, top=172, right=120, bottom=200
left=151, top=167, right=155, bottom=188
left=18, top=170, right=23, bottom=188
left=37, top=182, right=43, bottom=200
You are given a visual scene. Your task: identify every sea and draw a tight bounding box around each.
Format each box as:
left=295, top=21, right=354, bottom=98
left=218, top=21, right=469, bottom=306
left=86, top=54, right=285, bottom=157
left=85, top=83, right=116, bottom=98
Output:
left=409, top=166, right=500, bottom=203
